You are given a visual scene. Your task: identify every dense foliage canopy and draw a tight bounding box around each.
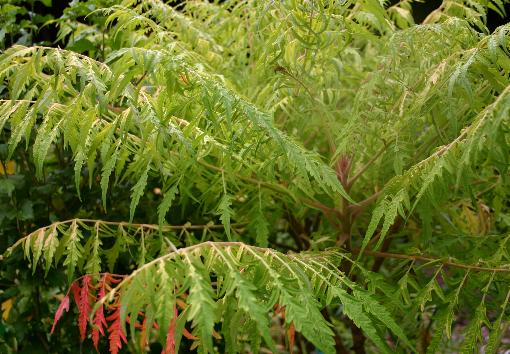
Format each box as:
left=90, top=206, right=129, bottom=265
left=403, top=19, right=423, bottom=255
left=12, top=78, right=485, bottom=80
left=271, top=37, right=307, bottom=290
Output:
left=2, top=0, right=510, bottom=353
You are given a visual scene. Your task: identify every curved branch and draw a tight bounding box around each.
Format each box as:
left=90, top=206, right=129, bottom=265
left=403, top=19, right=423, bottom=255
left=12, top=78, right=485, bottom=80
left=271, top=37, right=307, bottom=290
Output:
left=2, top=219, right=246, bottom=259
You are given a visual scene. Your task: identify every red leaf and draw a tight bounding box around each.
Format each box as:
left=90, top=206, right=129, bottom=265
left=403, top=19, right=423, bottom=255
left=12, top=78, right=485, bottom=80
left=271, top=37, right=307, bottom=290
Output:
left=162, top=303, right=178, bottom=354
left=107, top=306, right=127, bottom=354
left=78, top=275, right=92, bottom=341
left=274, top=303, right=285, bottom=316
left=71, top=282, right=80, bottom=306
left=51, top=295, right=70, bottom=334
left=125, top=315, right=144, bottom=329
left=182, top=328, right=198, bottom=340
left=105, top=274, right=123, bottom=284
left=92, top=274, right=108, bottom=350
left=139, top=317, right=148, bottom=352
left=287, top=322, right=295, bottom=354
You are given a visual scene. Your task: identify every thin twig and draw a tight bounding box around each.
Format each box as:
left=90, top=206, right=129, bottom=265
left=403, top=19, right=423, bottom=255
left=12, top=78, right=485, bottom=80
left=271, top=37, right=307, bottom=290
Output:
left=353, top=249, right=510, bottom=273
left=347, top=143, right=389, bottom=189
left=2, top=219, right=247, bottom=259
left=349, top=190, right=382, bottom=216
left=198, top=160, right=297, bottom=201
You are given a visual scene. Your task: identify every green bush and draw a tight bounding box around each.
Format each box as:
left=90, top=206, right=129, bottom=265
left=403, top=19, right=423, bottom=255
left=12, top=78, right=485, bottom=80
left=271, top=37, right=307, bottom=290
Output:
left=1, top=1, right=510, bottom=353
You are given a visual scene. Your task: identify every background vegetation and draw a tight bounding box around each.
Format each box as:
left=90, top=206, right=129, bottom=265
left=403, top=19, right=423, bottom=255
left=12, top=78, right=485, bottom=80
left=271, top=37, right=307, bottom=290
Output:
left=2, top=1, right=510, bottom=353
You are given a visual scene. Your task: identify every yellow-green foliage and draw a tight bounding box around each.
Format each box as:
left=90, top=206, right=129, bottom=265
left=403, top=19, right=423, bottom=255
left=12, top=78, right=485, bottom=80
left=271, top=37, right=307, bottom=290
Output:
left=2, top=0, right=510, bottom=353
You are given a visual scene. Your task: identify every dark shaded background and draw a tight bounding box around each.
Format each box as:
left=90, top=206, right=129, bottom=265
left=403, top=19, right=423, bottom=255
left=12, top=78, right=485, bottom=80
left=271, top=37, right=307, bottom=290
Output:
left=12, top=0, right=510, bottom=49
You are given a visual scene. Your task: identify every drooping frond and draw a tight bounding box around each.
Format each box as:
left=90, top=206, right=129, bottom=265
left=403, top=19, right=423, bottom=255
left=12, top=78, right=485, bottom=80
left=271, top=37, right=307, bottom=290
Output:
left=0, top=42, right=350, bottom=224
left=11, top=219, right=413, bottom=353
